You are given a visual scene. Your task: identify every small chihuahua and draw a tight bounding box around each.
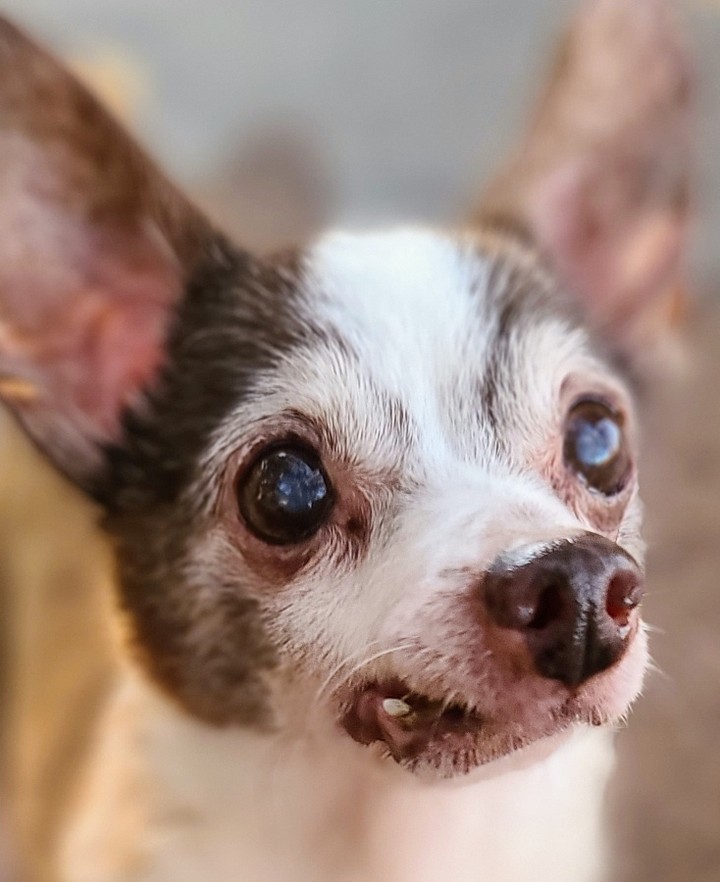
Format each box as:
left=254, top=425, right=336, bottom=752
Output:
left=0, top=1, right=692, bottom=881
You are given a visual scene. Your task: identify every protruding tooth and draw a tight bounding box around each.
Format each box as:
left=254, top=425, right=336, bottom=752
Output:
left=382, top=698, right=412, bottom=718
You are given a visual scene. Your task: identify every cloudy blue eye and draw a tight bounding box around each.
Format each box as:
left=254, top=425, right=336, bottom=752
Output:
left=238, top=446, right=334, bottom=544
left=574, top=415, right=621, bottom=466
left=564, top=401, right=630, bottom=495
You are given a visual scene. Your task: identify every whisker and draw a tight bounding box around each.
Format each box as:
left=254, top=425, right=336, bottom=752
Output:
left=284, top=641, right=421, bottom=748
left=326, top=643, right=457, bottom=716
left=645, top=656, right=671, bottom=682
left=329, top=642, right=417, bottom=694
left=439, top=689, right=458, bottom=716
left=313, top=641, right=381, bottom=705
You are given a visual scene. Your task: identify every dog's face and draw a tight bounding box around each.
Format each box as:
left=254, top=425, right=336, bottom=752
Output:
left=154, top=227, right=647, bottom=777
left=0, top=0, right=692, bottom=779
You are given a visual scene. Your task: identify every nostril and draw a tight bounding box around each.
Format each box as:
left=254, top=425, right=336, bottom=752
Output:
left=484, top=568, right=574, bottom=633
left=605, top=570, right=643, bottom=627
left=528, top=581, right=567, bottom=630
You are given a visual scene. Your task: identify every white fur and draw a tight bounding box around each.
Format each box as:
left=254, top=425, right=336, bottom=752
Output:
left=63, top=672, right=615, bottom=882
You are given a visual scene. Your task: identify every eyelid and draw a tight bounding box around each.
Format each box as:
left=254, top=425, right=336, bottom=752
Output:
left=566, top=393, right=623, bottom=420
left=560, top=370, right=631, bottom=417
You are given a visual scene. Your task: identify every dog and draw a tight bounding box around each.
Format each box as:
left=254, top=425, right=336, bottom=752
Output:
left=0, top=1, right=692, bottom=880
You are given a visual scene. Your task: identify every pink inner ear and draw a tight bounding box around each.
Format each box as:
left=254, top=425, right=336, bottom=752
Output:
left=529, top=160, right=686, bottom=333
left=615, top=211, right=684, bottom=311
left=0, top=25, right=207, bottom=486
left=0, top=217, right=181, bottom=444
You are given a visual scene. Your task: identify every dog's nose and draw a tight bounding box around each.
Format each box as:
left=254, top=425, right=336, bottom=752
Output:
left=483, top=535, right=643, bottom=688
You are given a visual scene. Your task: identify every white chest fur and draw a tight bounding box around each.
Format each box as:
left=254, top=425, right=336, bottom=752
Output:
left=61, top=673, right=615, bottom=882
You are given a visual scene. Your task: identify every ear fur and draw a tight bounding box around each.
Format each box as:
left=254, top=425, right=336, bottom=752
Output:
left=0, top=18, right=215, bottom=492
left=477, top=0, right=694, bottom=355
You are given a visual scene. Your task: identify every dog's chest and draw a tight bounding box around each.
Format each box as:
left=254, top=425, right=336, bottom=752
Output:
left=62, top=675, right=614, bottom=882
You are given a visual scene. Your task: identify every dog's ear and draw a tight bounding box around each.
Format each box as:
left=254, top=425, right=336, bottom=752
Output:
left=0, top=18, right=216, bottom=493
left=478, top=0, right=693, bottom=354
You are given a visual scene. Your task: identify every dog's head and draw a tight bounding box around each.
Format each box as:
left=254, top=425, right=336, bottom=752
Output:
left=0, top=0, right=692, bottom=778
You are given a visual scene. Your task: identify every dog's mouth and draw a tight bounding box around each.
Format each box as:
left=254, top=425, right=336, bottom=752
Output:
left=336, top=620, right=646, bottom=776
left=342, top=681, right=488, bottom=765
left=343, top=684, right=483, bottom=759
left=339, top=677, right=607, bottom=776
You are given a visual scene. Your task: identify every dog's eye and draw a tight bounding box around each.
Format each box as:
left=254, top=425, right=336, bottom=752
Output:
left=563, top=400, right=630, bottom=495
left=237, top=445, right=334, bottom=544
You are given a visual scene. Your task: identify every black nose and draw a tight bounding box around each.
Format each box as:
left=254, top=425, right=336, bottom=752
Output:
left=483, top=535, right=644, bottom=688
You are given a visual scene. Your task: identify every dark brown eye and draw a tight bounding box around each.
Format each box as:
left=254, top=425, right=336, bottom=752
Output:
left=563, top=400, right=630, bottom=496
left=237, top=445, right=334, bottom=544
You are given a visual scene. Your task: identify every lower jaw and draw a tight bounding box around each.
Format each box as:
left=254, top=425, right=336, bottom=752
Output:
left=341, top=689, right=607, bottom=779
left=368, top=722, right=576, bottom=779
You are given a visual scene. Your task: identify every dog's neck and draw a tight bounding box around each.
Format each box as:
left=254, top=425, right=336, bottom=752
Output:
left=64, top=669, right=614, bottom=882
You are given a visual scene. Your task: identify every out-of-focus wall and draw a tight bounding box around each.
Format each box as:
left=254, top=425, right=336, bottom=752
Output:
left=3, top=1, right=719, bottom=276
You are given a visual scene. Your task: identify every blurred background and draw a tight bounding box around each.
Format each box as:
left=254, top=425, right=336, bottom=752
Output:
left=0, top=1, right=719, bottom=881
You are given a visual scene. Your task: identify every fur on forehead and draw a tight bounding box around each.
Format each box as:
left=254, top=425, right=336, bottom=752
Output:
left=202, top=227, right=623, bottom=480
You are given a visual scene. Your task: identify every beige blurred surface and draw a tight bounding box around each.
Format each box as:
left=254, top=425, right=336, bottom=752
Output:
left=609, top=297, right=720, bottom=882
left=0, top=424, right=116, bottom=882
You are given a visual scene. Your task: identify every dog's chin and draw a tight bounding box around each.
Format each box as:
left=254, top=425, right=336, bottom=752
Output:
left=339, top=680, right=624, bottom=780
